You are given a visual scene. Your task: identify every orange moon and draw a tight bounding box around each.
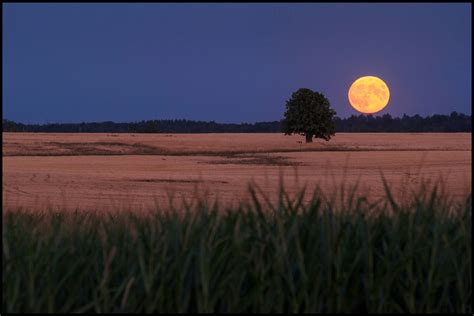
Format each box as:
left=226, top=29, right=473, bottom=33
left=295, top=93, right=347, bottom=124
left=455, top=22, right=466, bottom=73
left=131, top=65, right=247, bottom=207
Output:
left=348, top=76, right=390, bottom=114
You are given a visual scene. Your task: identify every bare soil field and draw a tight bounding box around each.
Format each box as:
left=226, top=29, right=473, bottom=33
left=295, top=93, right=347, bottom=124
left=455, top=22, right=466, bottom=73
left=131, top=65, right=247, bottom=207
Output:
left=3, top=133, right=471, bottom=212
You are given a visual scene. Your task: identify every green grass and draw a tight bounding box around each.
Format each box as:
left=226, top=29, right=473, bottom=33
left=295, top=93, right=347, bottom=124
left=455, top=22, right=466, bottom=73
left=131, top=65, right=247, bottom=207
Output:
left=2, top=180, right=472, bottom=313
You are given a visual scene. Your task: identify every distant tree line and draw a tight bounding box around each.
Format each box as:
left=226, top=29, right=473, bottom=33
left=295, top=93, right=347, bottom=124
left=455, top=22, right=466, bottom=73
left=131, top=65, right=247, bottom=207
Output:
left=2, top=112, right=471, bottom=133
left=333, top=112, right=471, bottom=132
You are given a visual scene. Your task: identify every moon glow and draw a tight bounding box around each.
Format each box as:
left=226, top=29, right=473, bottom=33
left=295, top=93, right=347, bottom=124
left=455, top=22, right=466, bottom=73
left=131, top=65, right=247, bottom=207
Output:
left=348, top=76, right=390, bottom=114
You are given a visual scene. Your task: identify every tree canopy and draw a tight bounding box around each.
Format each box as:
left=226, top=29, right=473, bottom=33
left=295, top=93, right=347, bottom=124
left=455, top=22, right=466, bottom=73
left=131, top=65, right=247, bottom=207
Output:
left=282, top=88, right=337, bottom=142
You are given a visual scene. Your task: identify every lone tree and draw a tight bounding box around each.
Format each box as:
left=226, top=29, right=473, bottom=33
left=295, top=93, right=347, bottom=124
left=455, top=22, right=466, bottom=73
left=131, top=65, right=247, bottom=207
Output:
left=282, top=88, right=337, bottom=143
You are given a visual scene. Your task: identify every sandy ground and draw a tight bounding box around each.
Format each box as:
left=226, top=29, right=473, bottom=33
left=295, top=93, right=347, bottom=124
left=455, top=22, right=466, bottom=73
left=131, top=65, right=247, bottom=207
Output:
left=3, top=133, right=471, bottom=212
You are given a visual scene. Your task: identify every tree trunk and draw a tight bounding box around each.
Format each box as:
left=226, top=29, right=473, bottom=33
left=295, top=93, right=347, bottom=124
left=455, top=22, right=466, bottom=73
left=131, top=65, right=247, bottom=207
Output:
left=305, top=133, right=313, bottom=143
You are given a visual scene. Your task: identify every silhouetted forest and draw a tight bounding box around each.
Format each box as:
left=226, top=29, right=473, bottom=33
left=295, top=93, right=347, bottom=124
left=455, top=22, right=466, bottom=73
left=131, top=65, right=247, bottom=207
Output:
left=2, top=112, right=471, bottom=133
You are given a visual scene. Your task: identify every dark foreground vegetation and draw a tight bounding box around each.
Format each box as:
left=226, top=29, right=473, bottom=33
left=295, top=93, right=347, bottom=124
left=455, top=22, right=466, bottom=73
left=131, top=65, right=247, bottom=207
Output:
left=2, top=180, right=472, bottom=313
left=3, top=112, right=471, bottom=133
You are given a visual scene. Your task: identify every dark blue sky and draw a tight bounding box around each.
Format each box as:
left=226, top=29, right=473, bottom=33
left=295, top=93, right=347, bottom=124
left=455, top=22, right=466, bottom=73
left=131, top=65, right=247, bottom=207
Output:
left=3, top=3, right=471, bottom=123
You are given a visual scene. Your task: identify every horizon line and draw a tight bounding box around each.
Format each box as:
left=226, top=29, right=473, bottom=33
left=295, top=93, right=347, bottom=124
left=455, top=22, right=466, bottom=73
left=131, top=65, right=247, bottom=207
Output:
left=3, top=111, right=471, bottom=126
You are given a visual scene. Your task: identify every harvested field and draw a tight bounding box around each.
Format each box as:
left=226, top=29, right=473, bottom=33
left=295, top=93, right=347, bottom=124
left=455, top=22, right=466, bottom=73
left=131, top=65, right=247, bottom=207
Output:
left=2, top=133, right=471, bottom=212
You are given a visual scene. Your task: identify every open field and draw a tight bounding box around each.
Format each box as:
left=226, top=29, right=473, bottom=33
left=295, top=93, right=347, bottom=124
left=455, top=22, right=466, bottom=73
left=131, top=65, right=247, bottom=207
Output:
left=2, top=133, right=471, bottom=212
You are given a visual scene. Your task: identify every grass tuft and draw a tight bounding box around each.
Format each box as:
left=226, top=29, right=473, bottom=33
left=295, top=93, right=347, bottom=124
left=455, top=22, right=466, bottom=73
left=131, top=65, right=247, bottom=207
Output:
left=2, top=179, right=472, bottom=313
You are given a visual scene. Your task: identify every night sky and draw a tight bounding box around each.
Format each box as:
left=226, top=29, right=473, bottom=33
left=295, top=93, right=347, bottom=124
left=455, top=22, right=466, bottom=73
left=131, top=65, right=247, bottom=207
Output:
left=3, top=3, right=471, bottom=124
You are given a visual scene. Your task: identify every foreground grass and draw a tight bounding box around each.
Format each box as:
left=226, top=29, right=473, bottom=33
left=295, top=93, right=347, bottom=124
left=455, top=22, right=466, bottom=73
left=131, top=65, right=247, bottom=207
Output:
left=2, top=181, right=472, bottom=313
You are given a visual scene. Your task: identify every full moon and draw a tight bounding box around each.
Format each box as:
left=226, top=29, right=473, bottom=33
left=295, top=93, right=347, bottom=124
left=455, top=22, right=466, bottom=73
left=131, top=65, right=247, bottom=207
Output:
left=348, top=76, right=390, bottom=114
